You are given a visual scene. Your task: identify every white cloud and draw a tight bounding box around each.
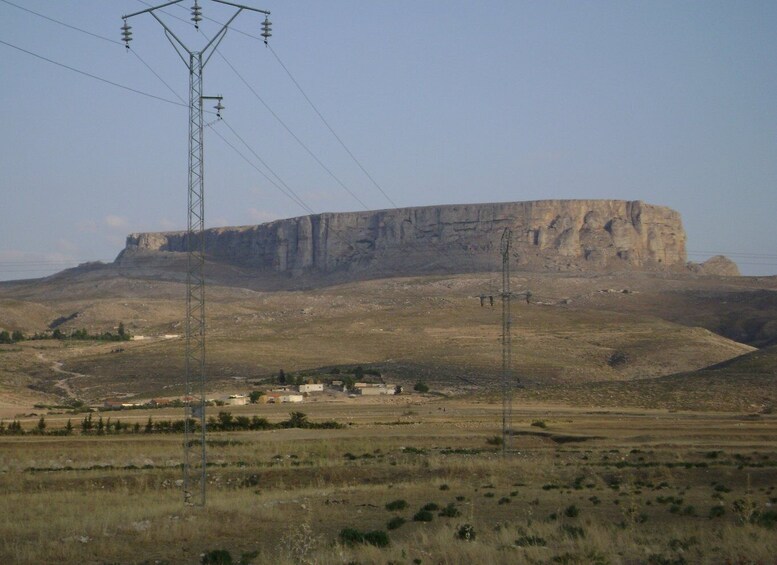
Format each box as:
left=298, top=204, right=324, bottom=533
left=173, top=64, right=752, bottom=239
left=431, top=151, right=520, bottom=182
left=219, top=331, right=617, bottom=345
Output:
left=105, top=215, right=129, bottom=230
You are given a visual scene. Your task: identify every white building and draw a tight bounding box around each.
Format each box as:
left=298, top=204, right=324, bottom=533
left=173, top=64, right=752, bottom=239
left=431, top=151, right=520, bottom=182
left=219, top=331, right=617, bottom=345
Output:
left=358, top=384, right=397, bottom=396
left=299, top=383, right=324, bottom=393
left=224, top=395, right=248, bottom=406
left=265, top=392, right=304, bottom=403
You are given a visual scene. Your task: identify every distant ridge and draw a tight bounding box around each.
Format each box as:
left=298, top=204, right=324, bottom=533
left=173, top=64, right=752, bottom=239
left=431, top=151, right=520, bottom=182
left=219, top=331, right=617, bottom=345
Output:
left=117, top=200, right=736, bottom=284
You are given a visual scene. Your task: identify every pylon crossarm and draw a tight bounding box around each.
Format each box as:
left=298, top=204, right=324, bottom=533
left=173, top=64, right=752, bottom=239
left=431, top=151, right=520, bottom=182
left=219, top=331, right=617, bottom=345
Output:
left=122, top=0, right=184, bottom=21
left=202, top=10, right=242, bottom=65
left=212, top=0, right=270, bottom=16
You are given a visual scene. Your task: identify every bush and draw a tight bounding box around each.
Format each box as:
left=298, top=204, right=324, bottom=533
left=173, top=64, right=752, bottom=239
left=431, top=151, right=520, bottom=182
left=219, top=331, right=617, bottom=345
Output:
left=338, top=528, right=389, bottom=547
left=516, top=535, right=547, bottom=547
left=385, top=499, right=408, bottom=511
left=455, top=524, right=476, bottom=541
left=422, top=502, right=439, bottom=512
left=531, top=419, right=547, bottom=428
left=387, top=516, right=406, bottom=530
left=413, top=381, right=429, bottom=393
left=708, top=506, right=725, bottom=519
left=754, top=509, right=777, bottom=529
left=565, top=504, right=580, bottom=518
left=363, top=530, right=390, bottom=547
left=201, top=549, right=233, bottom=564
left=413, top=509, right=434, bottom=522
left=439, top=503, right=460, bottom=517
left=561, top=524, right=585, bottom=539
left=339, top=528, right=364, bottom=547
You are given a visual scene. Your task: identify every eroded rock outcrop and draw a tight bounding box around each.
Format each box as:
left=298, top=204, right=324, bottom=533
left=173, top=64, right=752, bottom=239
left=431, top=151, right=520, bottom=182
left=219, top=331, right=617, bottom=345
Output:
left=687, top=255, right=741, bottom=277
left=119, top=200, right=691, bottom=280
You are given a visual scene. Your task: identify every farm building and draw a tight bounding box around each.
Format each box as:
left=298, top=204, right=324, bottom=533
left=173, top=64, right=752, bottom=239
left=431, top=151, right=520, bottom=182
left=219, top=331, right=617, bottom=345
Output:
left=357, top=384, right=397, bottom=396
left=225, top=395, right=248, bottom=406
left=263, top=392, right=304, bottom=404
left=299, top=383, right=324, bottom=393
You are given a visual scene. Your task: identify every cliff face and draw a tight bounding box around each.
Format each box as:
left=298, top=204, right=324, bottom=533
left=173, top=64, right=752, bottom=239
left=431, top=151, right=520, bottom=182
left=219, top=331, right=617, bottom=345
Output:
left=119, top=200, right=688, bottom=279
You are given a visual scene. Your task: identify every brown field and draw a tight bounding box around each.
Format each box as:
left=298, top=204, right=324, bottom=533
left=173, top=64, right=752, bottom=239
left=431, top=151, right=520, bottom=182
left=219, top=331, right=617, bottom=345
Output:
left=1, top=271, right=777, bottom=563
left=2, top=397, right=777, bottom=564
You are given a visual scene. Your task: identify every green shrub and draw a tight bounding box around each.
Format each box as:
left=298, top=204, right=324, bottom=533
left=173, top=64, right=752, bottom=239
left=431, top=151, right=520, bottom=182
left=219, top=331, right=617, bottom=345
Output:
left=201, top=549, right=233, bottom=564
left=413, top=509, right=434, bottom=522
left=516, top=535, right=547, bottom=547
left=561, top=524, right=585, bottom=539
left=565, top=504, right=580, bottom=518
left=339, top=528, right=364, bottom=547
left=422, top=502, right=439, bottom=512
left=754, top=509, right=777, bottom=529
left=413, top=381, right=429, bottom=393
left=708, top=506, right=725, bottom=519
left=363, top=530, right=390, bottom=547
left=387, top=516, right=406, bottom=530
left=385, top=499, right=408, bottom=511
left=338, top=528, right=390, bottom=547
left=438, top=503, right=460, bottom=517
left=455, top=524, right=475, bottom=541
left=531, top=419, right=547, bottom=429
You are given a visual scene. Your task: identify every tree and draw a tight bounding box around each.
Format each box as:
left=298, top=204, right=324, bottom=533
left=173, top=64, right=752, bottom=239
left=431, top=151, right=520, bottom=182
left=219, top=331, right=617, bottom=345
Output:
left=0, top=331, right=11, bottom=344
left=249, top=390, right=263, bottom=404
left=52, top=328, right=64, bottom=340
left=217, top=411, right=235, bottom=430
left=287, top=411, right=308, bottom=429
left=414, top=381, right=429, bottom=393
left=36, top=416, right=46, bottom=433
left=11, top=330, right=24, bottom=342
left=65, top=419, right=73, bottom=435
left=278, top=369, right=286, bottom=385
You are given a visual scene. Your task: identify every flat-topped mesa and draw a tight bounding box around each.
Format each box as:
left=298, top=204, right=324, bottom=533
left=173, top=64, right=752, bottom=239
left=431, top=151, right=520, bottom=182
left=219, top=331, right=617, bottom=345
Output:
left=120, top=200, right=689, bottom=278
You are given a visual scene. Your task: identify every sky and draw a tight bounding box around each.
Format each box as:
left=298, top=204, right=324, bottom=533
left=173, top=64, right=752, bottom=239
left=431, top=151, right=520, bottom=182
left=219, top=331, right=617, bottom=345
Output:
left=1, top=0, right=776, bottom=280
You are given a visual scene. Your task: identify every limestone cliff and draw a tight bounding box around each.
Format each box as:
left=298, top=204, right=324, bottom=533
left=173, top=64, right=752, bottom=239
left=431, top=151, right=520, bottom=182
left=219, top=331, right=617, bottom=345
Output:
left=119, top=200, right=690, bottom=280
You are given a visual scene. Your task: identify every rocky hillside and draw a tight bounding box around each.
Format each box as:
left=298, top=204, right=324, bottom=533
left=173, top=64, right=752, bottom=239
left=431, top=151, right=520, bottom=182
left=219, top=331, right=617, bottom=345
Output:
left=118, top=200, right=731, bottom=283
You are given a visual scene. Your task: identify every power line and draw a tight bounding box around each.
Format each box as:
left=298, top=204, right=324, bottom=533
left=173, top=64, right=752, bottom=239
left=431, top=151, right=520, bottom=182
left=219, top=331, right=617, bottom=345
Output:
left=0, top=0, right=120, bottom=45
left=215, top=49, right=371, bottom=210
left=0, top=38, right=186, bottom=108
left=267, top=44, right=400, bottom=209
left=209, top=120, right=312, bottom=213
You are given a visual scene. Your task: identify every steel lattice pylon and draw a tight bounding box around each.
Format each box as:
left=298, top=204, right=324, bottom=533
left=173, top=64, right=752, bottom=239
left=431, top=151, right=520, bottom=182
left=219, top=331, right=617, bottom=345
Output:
left=500, top=228, right=513, bottom=455
left=121, top=0, right=271, bottom=507
left=184, top=51, right=206, bottom=506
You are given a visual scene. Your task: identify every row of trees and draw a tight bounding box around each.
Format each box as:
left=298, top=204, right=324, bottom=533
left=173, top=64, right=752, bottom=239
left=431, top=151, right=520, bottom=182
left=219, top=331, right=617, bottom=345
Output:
left=0, top=411, right=342, bottom=436
left=275, top=366, right=383, bottom=389
left=0, top=323, right=131, bottom=345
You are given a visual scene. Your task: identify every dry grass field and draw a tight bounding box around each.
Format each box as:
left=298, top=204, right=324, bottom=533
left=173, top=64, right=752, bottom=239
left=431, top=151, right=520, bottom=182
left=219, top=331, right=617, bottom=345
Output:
left=1, top=270, right=776, bottom=563
left=1, top=398, right=777, bottom=564
left=1, top=271, right=772, bottom=409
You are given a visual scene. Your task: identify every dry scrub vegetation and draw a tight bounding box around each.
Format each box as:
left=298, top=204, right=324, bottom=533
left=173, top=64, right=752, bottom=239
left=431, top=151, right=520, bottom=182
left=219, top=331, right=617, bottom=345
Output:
left=2, top=401, right=776, bottom=564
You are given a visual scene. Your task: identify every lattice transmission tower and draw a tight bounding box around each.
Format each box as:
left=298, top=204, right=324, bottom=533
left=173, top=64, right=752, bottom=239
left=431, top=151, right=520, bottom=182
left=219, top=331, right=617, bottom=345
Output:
left=121, top=0, right=272, bottom=506
left=499, top=228, right=513, bottom=455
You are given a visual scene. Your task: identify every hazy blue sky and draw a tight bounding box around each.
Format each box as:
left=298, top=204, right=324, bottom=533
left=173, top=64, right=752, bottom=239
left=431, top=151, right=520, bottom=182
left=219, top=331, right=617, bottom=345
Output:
left=1, top=0, right=775, bottom=280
